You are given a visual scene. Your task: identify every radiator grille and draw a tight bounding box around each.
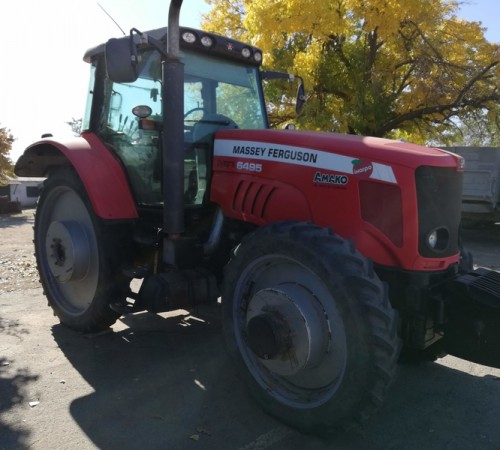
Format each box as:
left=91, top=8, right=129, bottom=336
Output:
left=415, top=166, right=462, bottom=257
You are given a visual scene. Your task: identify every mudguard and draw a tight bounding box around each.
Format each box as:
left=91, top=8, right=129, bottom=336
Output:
left=14, top=132, right=138, bottom=220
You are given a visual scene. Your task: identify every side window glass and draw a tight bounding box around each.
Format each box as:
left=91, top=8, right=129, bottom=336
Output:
left=184, top=81, right=204, bottom=142
left=100, top=77, right=163, bottom=205
left=184, top=146, right=208, bottom=206
left=82, top=65, right=96, bottom=132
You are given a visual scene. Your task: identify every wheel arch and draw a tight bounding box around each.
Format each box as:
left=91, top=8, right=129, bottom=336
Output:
left=14, top=133, right=138, bottom=219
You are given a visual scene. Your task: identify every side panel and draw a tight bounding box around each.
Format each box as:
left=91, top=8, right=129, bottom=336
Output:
left=14, top=133, right=138, bottom=220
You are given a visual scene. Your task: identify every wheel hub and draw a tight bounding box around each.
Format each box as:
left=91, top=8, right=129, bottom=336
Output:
left=246, top=313, right=289, bottom=360
left=245, top=285, right=330, bottom=376
left=45, top=220, right=91, bottom=283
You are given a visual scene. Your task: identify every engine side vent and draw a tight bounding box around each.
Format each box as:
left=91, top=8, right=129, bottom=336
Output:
left=232, top=180, right=276, bottom=220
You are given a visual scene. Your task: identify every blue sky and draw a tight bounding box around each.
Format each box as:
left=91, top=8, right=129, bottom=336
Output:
left=1, top=0, right=498, bottom=161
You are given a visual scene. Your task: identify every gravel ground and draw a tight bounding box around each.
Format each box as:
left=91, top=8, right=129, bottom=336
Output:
left=0, top=210, right=39, bottom=295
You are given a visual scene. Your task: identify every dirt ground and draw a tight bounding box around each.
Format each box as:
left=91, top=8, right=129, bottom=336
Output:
left=1, top=210, right=500, bottom=450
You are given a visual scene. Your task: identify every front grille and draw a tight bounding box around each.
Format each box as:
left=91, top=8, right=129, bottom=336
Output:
left=416, top=166, right=462, bottom=258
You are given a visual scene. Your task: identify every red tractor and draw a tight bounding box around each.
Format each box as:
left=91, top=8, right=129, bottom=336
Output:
left=15, top=0, right=500, bottom=433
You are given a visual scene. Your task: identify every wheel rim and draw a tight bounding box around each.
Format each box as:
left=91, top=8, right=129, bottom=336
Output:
left=38, top=186, right=99, bottom=316
left=232, top=254, right=348, bottom=409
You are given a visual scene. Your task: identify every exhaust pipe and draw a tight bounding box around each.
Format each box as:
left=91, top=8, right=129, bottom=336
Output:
left=162, top=0, right=184, bottom=265
left=162, top=0, right=184, bottom=238
left=167, top=0, right=182, bottom=59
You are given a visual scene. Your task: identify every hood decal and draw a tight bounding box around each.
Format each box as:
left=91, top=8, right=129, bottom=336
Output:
left=214, top=139, right=397, bottom=184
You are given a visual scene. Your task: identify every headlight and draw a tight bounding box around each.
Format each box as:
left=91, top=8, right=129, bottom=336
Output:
left=427, top=230, right=438, bottom=249
left=426, top=227, right=449, bottom=252
left=201, top=36, right=214, bottom=48
left=241, top=47, right=252, bottom=58
left=182, top=32, right=197, bottom=44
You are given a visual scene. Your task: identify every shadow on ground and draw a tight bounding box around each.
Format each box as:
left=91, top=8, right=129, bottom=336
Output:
left=52, top=309, right=292, bottom=450
left=50, top=307, right=500, bottom=450
left=0, top=211, right=34, bottom=230
left=0, top=319, right=38, bottom=449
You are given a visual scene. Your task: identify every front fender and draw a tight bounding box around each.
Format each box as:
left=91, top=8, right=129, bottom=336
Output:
left=15, top=133, right=138, bottom=220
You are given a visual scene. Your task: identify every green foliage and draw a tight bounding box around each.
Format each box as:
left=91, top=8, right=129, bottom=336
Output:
left=0, top=125, right=14, bottom=185
left=203, top=0, right=500, bottom=142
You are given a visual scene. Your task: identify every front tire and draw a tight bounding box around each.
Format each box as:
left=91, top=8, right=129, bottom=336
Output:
left=35, top=167, right=131, bottom=332
left=222, top=222, right=400, bottom=433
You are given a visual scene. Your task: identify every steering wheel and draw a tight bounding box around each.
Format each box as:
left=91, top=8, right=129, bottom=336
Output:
left=184, top=107, right=208, bottom=120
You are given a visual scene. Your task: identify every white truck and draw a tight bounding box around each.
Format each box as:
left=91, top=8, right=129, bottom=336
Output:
left=447, top=146, right=500, bottom=227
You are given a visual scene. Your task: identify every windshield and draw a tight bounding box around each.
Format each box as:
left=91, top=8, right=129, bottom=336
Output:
left=183, top=52, right=267, bottom=129
left=94, top=49, right=267, bottom=205
left=100, top=49, right=267, bottom=137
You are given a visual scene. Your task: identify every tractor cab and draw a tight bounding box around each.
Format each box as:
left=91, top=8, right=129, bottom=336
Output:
left=83, top=28, right=268, bottom=210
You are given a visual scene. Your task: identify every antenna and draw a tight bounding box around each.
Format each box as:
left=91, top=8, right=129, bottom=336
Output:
left=97, top=2, right=126, bottom=36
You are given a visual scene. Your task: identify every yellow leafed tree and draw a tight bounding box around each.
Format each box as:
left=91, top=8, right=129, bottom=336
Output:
left=203, top=0, right=500, bottom=143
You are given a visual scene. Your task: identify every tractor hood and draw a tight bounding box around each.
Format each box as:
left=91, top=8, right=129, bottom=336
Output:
left=211, top=127, right=464, bottom=272
left=214, top=129, right=463, bottom=172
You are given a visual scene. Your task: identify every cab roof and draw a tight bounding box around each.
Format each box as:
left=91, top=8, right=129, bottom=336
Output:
left=83, top=26, right=263, bottom=67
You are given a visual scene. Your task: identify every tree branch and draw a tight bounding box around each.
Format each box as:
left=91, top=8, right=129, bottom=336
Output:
left=378, top=92, right=500, bottom=135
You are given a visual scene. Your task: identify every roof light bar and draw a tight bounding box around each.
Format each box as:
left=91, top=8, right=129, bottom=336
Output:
left=182, top=31, right=196, bottom=44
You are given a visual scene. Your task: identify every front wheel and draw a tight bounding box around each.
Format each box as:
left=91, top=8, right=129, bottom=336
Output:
left=222, top=222, right=400, bottom=433
left=35, top=167, right=132, bottom=332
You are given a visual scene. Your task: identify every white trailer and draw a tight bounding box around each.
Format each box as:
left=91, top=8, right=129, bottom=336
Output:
left=3, top=176, right=45, bottom=208
left=447, top=147, right=500, bottom=226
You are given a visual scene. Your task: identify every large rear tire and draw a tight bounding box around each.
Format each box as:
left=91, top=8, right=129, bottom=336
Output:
left=35, top=167, right=131, bottom=332
left=222, top=222, right=400, bottom=433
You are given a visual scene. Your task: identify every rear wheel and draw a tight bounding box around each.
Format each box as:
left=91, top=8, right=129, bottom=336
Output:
left=35, top=167, right=131, bottom=332
left=222, top=222, right=400, bottom=433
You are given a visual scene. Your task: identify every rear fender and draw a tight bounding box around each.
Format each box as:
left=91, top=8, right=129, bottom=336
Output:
left=14, top=133, right=138, bottom=219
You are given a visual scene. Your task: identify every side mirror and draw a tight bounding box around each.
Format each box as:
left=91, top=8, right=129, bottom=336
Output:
left=296, top=82, right=306, bottom=115
left=105, top=37, right=139, bottom=83
left=261, top=70, right=307, bottom=116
